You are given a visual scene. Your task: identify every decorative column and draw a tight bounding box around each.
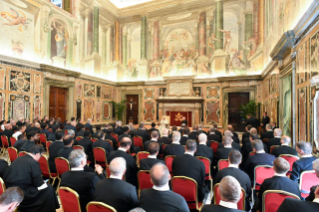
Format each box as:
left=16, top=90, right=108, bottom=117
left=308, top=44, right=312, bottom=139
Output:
left=93, top=5, right=99, bottom=53
left=109, top=26, right=114, bottom=63
left=237, top=21, right=244, bottom=51
left=258, top=0, right=264, bottom=46
left=115, top=21, right=120, bottom=61
left=244, top=11, right=253, bottom=62
left=122, top=31, right=127, bottom=68
left=215, top=0, right=223, bottom=50
left=79, top=14, right=86, bottom=69
left=198, top=12, right=206, bottom=56
left=153, top=21, right=160, bottom=60
left=138, top=16, right=149, bottom=80
left=102, top=28, right=107, bottom=66
left=291, top=52, right=297, bottom=149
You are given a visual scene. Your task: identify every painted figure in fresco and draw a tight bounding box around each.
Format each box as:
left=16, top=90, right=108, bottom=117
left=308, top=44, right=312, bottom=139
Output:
left=128, top=59, right=138, bottom=78
left=243, top=34, right=258, bottom=57
left=228, top=48, right=247, bottom=72
left=218, top=29, right=232, bottom=53
left=206, top=33, right=221, bottom=52
left=52, top=19, right=68, bottom=58
left=0, top=8, right=31, bottom=32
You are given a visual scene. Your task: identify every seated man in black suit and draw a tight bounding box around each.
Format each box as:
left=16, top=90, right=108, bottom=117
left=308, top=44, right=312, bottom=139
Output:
left=119, top=126, right=139, bottom=154
left=144, top=131, right=159, bottom=153
left=77, top=130, right=93, bottom=162
left=306, top=159, right=319, bottom=201
left=92, top=125, right=102, bottom=139
left=40, top=123, right=52, bottom=141
left=227, top=125, right=238, bottom=138
left=217, top=135, right=236, bottom=163
left=267, top=128, right=282, bottom=151
left=94, top=157, right=138, bottom=211
left=172, top=140, right=208, bottom=202
left=158, top=128, right=172, bottom=145
left=219, top=130, right=240, bottom=151
left=163, top=131, right=185, bottom=157
left=213, top=123, right=222, bottom=138
left=242, top=125, right=252, bottom=144
left=244, top=139, right=276, bottom=182
left=139, top=163, right=189, bottom=212
left=180, top=128, right=190, bottom=145
left=113, top=121, right=123, bottom=136
left=61, top=149, right=105, bottom=212
left=108, top=137, right=138, bottom=186
left=92, top=131, right=113, bottom=157
left=140, top=142, right=165, bottom=170
left=189, top=125, right=199, bottom=140
left=0, top=159, right=8, bottom=178
left=104, top=127, right=118, bottom=149
left=57, top=135, right=74, bottom=159
left=242, top=127, right=258, bottom=145
left=208, top=126, right=221, bottom=143
left=134, top=123, right=150, bottom=143
left=202, top=176, right=243, bottom=212
left=148, top=122, right=160, bottom=136
left=214, top=150, right=251, bottom=211
left=291, top=141, right=317, bottom=182
left=47, top=124, right=60, bottom=141
left=271, top=136, right=298, bottom=157
left=13, top=134, right=28, bottom=152
left=20, top=131, right=39, bottom=152
left=277, top=197, right=319, bottom=212
left=48, top=131, right=64, bottom=173
left=84, top=118, right=94, bottom=134
left=195, top=133, right=214, bottom=164
left=64, top=117, right=77, bottom=137
left=261, top=124, right=274, bottom=140
left=252, top=157, right=301, bottom=212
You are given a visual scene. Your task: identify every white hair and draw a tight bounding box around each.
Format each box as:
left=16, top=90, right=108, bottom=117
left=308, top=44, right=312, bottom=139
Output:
left=173, top=131, right=181, bottom=142
left=88, top=118, right=92, bottom=123
left=69, top=150, right=86, bottom=168
left=198, top=133, right=207, bottom=143
left=224, top=130, right=233, bottom=137
left=109, top=157, right=126, bottom=176
left=162, top=128, right=168, bottom=135
left=274, top=128, right=282, bottom=136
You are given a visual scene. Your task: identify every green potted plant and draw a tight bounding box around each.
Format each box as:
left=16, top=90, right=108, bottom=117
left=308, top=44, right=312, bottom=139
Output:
left=240, top=100, right=261, bottom=120
left=111, top=100, right=127, bottom=120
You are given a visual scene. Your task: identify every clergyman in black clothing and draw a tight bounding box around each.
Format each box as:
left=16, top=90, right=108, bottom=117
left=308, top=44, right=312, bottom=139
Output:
left=48, top=131, right=65, bottom=173
left=13, top=134, right=28, bottom=152
left=242, top=125, right=252, bottom=144
left=180, top=128, right=190, bottom=145
left=277, top=198, right=319, bottom=212
left=92, top=131, right=113, bottom=157
left=0, top=159, right=8, bottom=178
left=118, top=126, right=139, bottom=154
left=94, top=157, right=138, bottom=212
left=140, top=142, right=165, bottom=170
left=194, top=133, right=214, bottom=164
left=267, top=128, right=282, bottom=151
left=134, top=123, right=150, bottom=143
left=216, top=135, right=236, bottom=162
left=92, top=125, right=102, bottom=139
left=57, top=135, right=74, bottom=160
left=244, top=114, right=260, bottom=130
left=60, top=149, right=105, bottom=212
left=105, top=127, right=118, bottom=149
left=260, top=124, right=274, bottom=140
left=158, top=128, right=172, bottom=145
left=201, top=176, right=243, bottom=212
left=271, top=136, right=298, bottom=157
left=163, top=131, right=185, bottom=157
left=260, top=112, right=270, bottom=130
left=208, top=127, right=221, bottom=143
left=252, top=157, right=301, bottom=212
left=77, top=130, right=93, bottom=162
left=138, top=163, right=189, bottom=212
left=214, top=150, right=251, bottom=211
left=144, top=131, right=160, bottom=153
left=20, top=131, right=39, bottom=152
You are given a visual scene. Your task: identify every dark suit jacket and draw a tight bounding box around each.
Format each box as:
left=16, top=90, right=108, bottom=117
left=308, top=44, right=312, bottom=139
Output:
left=92, top=139, right=113, bottom=156
left=20, top=141, right=36, bottom=152
left=94, top=178, right=138, bottom=212
left=105, top=134, right=118, bottom=149
left=240, top=142, right=269, bottom=169
left=140, top=158, right=165, bottom=170
left=232, top=136, right=240, bottom=144
left=261, top=131, right=274, bottom=140
left=218, top=142, right=241, bottom=151
left=232, top=131, right=239, bottom=138
left=0, top=159, right=8, bottom=178
left=64, top=125, right=77, bottom=137
left=245, top=117, right=260, bottom=129
left=216, top=147, right=236, bottom=161
left=48, top=140, right=64, bottom=173
left=267, top=137, right=281, bottom=151
left=244, top=152, right=276, bottom=181
left=254, top=176, right=301, bottom=211
left=139, top=188, right=189, bottom=212
left=77, top=137, right=93, bottom=160
left=215, top=130, right=222, bottom=138
left=194, top=144, right=214, bottom=163
left=13, top=139, right=28, bottom=152
left=84, top=123, right=93, bottom=134
left=261, top=116, right=270, bottom=128
left=305, top=185, right=316, bottom=202
left=163, top=143, right=185, bottom=157
left=134, top=129, right=150, bottom=143
left=271, top=145, right=298, bottom=157
left=189, top=131, right=198, bottom=140
left=208, top=133, right=221, bottom=143
left=242, top=132, right=250, bottom=143
left=60, top=170, right=104, bottom=212
left=277, top=198, right=319, bottom=212
left=180, top=136, right=189, bottom=145
left=158, top=136, right=172, bottom=145
left=77, top=130, right=85, bottom=137
left=290, top=156, right=317, bottom=182
left=201, top=204, right=243, bottom=212
left=172, top=154, right=206, bottom=201
left=107, top=150, right=138, bottom=186
left=118, top=134, right=138, bottom=153
left=57, top=146, right=73, bottom=160
left=113, top=126, right=123, bottom=136
left=47, top=133, right=56, bottom=142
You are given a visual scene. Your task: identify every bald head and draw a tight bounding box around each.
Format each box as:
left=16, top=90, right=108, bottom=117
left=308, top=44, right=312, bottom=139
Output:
left=198, top=133, right=207, bottom=143
left=219, top=176, right=241, bottom=203
left=281, top=136, right=291, bottom=145
left=250, top=128, right=257, bottom=135
left=150, top=163, right=170, bottom=187
left=162, top=128, right=168, bottom=136
left=109, top=157, right=126, bottom=176
left=172, top=131, right=181, bottom=142
left=224, top=130, right=233, bottom=137
left=227, top=125, right=233, bottom=131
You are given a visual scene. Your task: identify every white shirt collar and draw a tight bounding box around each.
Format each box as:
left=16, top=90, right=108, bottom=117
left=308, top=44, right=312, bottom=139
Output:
left=118, top=147, right=127, bottom=152
left=151, top=138, right=158, bottom=141
left=228, top=164, right=238, bottom=168
left=148, top=155, right=157, bottom=159
left=281, top=143, right=289, bottom=146
left=153, top=184, right=170, bottom=191
left=267, top=129, right=273, bottom=132
left=256, top=150, right=265, bottom=154
left=199, top=142, right=206, bottom=145
left=185, top=152, right=194, bottom=156
left=162, top=135, right=168, bottom=137
left=313, top=198, right=319, bottom=203
left=224, top=146, right=232, bottom=148
left=275, top=136, right=281, bottom=138
left=302, top=154, right=313, bottom=158
left=274, top=173, right=287, bottom=177
left=192, top=130, right=197, bottom=132
left=183, top=135, right=188, bottom=137
left=110, top=175, right=122, bottom=180
left=71, top=167, right=84, bottom=171
left=219, top=200, right=237, bottom=209
left=172, top=141, right=180, bottom=144
left=210, top=132, right=215, bottom=134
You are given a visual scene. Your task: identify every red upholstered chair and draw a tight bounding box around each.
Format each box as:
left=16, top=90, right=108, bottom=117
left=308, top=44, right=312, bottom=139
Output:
left=87, top=201, right=117, bottom=212
left=262, top=190, right=300, bottom=212
left=210, top=141, right=219, bottom=157
left=64, top=130, right=68, bottom=135
left=73, top=145, right=84, bottom=150
left=217, top=159, right=229, bottom=170
left=1, top=135, right=9, bottom=158
left=18, top=151, right=28, bottom=157
left=76, top=136, right=83, bottom=141
left=93, top=147, right=107, bottom=167
left=55, top=157, right=70, bottom=190
left=214, top=183, right=246, bottom=210
left=46, top=141, right=52, bottom=154
left=48, top=128, right=53, bottom=133
left=91, top=138, right=98, bottom=143
left=0, top=177, right=6, bottom=196
left=136, top=151, right=150, bottom=167
left=270, top=145, right=280, bottom=154
left=10, top=137, right=17, bottom=147
left=171, top=176, right=203, bottom=210
left=39, top=133, right=47, bottom=146
left=164, top=155, right=176, bottom=176
left=58, top=187, right=81, bottom=212
left=111, top=133, right=118, bottom=142
left=7, top=147, right=18, bottom=163
left=252, top=165, right=275, bottom=202
left=249, top=151, right=256, bottom=156
left=196, top=156, right=213, bottom=196
left=133, top=136, right=144, bottom=150
left=279, top=154, right=299, bottom=176
left=137, top=170, right=152, bottom=198
left=39, top=155, right=57, bottom=185
left=300, top=170, right=319, bottom=198
left=104, top=139, right=113, bottom=148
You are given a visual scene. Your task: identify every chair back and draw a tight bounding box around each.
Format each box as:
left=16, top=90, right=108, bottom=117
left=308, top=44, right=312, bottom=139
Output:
left=1, top=136, right=9, bottom=148
left=64, top=130, right=68, bottom=135
left=111, top=133, right=118, bottom=142
left=58, top=187, right=82, bottom=212
left=39, top=133, right=47, bottom=144
left=87, top=201, right=117, bottom=212
left=214, top=183, right=246, bottom=210
left=7, top=147, right=18, bottom=163
left=300, top=170, right=319, bottom=198
left=39, top=155, right=51, bottom=178
left=10, top=137, right=17, bottom=146
left=0, top=177, right=6, bottom=196
left=18, top=151, right=28, bottom=157
left=263, top=190, right=300, bottom=212
left=171, top=176, right=201, bottom=210
left=279, top=154, right=299, bottom=176
left=55, top=157, right=70, bottom=178
left=253, top=165, right=275, bottom=190
left=196, top=156, right=211, bottom=180
left=262, top=138, right=269, bottom=143
left=136, top=151, right=150, bottom=167
left=105, top=139, right=113, bottom=147
left=210, top=141, right=219, bottom=155
left=270, top=145, right=280, bottom=154
left=93, top=147, right=107, bottom=167
left=73, top=145, right=84, bottom=150
left=164, top=155, right=176, bottom=174
left=76, top=136, right=83, bottom=141
left=249, top=151, right=256, bottom=156
left=46, top=141, right=52, bottom=154
left=137, top=171, right=152, bottom=198
left=91, top=138, right=98, bottom=143
left=48, top=128, right=53, bottom=133
left=218, top=159, right=229, bottom=170
left=133, top=136, right=144, bottom=150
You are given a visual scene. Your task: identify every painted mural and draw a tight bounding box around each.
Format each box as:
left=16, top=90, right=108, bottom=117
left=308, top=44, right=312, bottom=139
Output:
left=10, top=70, right=30, bottom=92
left=282, top=74, right=292, bottom=137
left=310, top=30, right=319, bottom=78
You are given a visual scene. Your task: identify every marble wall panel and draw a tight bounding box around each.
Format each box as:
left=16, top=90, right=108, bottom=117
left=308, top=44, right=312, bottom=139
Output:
left=34, top=74, right=42, bottom=94
left=206, top=101, right=220, bottom=124
left=9, top=70, right=31, bottom=92
left=282, top=75, right=292, bottom=137
left=83, top=99, right=95, bottom=121
left=299, top=87, right=307, bottom=141
left=33, top=95, right=41, bottom=119
left=144, top=88, right=155, bottom=100
left=298, top=42, right=307, bottom=84
left=0, top=69, right=5, bottom=91
left=96, top=100, right=101, bottom=121
left=76, top=82, right=82, bottom=97
left=102, top=101, right=111, bottom=120
left=0, top=93, right=5, bottom=120
left=144, top=101, right=154, bottom=121
left=206, top=86, right=220, bottom=99
left=84, top=84, right=95, bottom=97
left=102, top=86, right=111, bottom=99
left=9, top=94, right=30, bottom=120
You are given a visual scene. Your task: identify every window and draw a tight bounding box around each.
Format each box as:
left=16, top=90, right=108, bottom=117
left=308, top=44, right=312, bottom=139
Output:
left=51, top=0, right=62, bottom=8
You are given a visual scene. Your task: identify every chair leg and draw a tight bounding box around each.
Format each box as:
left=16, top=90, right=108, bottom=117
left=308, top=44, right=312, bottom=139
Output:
left=56, top=178, right=61, bottom=193
left=51, top=177, right=56, bottom=186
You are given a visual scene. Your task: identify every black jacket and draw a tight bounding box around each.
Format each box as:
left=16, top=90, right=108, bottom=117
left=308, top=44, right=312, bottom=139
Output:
left=208, top=133, right=221, bottom=143
left=140, top=158, right=165, bottom=171
left=48, top=140, right=64, bottom=173
left=261, top=116, right=270, bottom=128
left=216, top=147, right=236, bottom=161
left=189, top=131, right=198, bottom=140
left=267, top=137, right=281, bottom=151
left=277, top=198, right=319, bottom=212
left=261, top=130, right=274, bottom=140
left=163, top=143, right=185, bottom=157
left=57, top=146, right=73, bottom=160
left=245, top=117, right=260, bottom=129
left=271, top=145, right=298, bottom=157
left=194, top=144, right=214, bottom=163
left=158, top=136, right=172, bottom=145
left=92, top=139, right=113, bottom=156
left=134, top=129, right=150, bottom=143
left=180, top=136, right=189, bottom=145
left=202, top=204, right=243, bottom=212
left=77, top=137, right=93, bottom=160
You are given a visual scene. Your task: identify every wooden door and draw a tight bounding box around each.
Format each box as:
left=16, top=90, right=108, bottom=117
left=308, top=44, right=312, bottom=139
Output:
left=126, top=95, right=139, bottom=124
left=49, top=87, right=68, bottom=122
left=228, top=93, right=249, bottom=132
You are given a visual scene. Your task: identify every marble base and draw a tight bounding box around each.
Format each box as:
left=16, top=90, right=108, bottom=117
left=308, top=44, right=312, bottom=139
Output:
left=138, top=59, right=149, bottom=81
left=210, top=50, right=229, bottom=75
left=84, top=53, right=102, bottom=75
left=52, top=56, right=66, bottom=68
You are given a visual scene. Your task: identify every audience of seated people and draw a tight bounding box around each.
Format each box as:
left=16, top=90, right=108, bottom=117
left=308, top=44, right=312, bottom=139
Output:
left=194, top=133, right=214, bottom=165
left=144, top=130, right=160, bottom=152
left=219, top=130, right=240, bottom=150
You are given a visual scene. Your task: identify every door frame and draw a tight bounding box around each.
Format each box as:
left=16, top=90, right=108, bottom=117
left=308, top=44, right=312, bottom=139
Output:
left=121, top=90, right=143, bottom=125
left=222, top=86, right=256, bottom=130
left=44, top=78, right=75, bottom=121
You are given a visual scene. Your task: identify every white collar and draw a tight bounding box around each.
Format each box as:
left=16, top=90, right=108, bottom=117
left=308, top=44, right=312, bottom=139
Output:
left=256, top=150, right=265, bottom=154
left=148, top=155, right=157, bottom=159
left=313, top=198, right=319, bottom=203
left=162, top=135, right=168, bottom=137
left=185, top=152, right=194, bottom=156
left=153, top=184, right=170, bottom=191
left=219, top=200, right=237, bottom=209
left=274, top=173, right=287, bottom=177
left=71, top=167, right=84, bottom=171
left=110, top=175, right=122, bottom=180
left=281, top=143, right=289, bottom=146
left=118, top=147, right=127, bottom=152
left=267, top=129, right=273, bottom=132
left=210, top=132, right=215, bottom=134
left=275, top=136, right=281, bottom=138
left=224, top=146, right=232, bottom=148
left=172, top=141, right=180, bottom=144
left=183, top=135, right=188, bottom=137
left=228, top=164, right=238, bottom=168
left=199, top=142, right=207, bottom=145
left=301, top=154, right=313, bottom=158
left=151, top=138, right=158, bottom=141
left=192, top=130, right=197, bottom=132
